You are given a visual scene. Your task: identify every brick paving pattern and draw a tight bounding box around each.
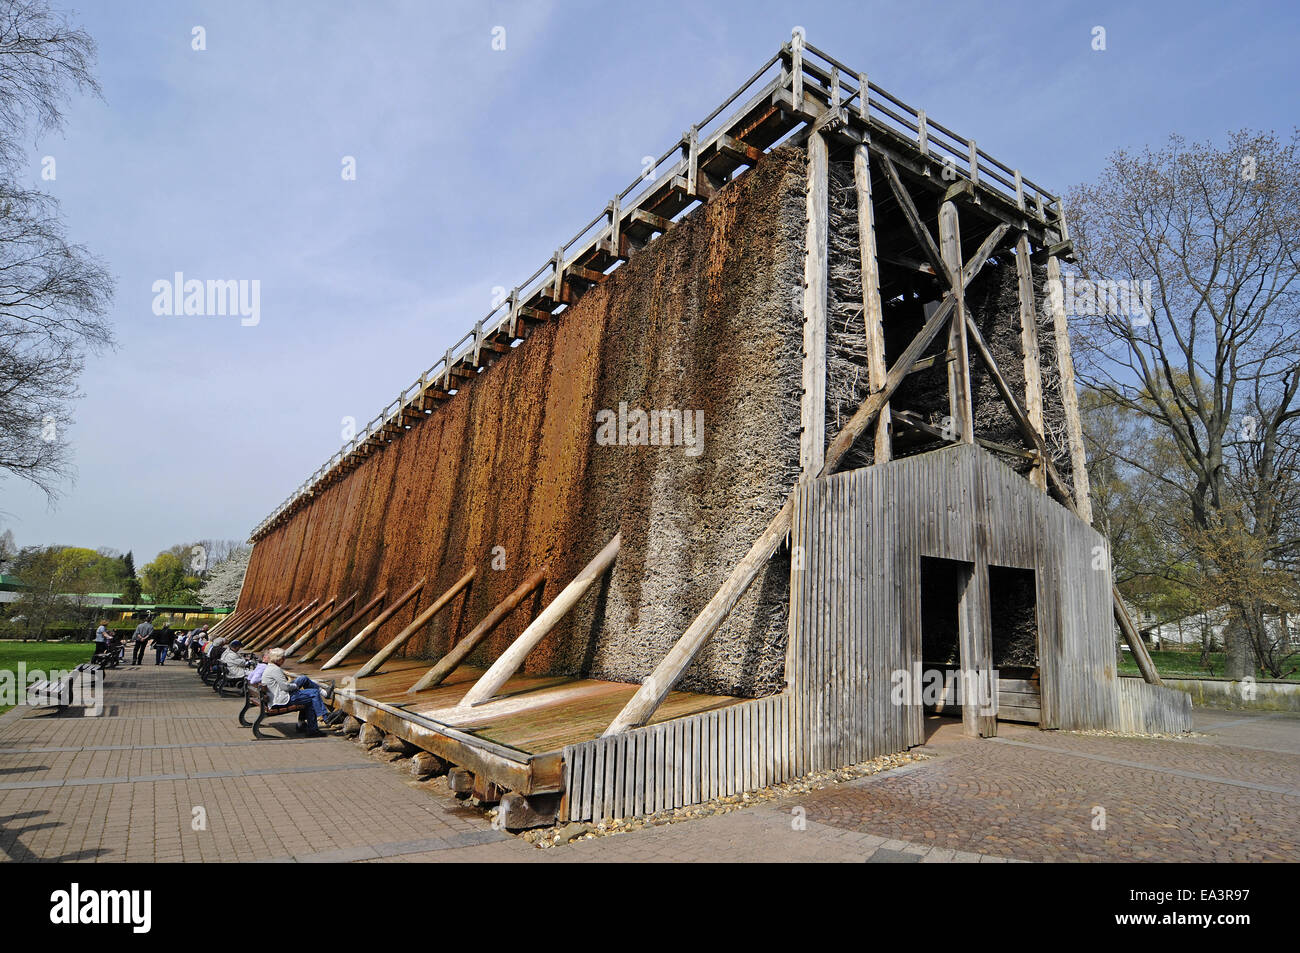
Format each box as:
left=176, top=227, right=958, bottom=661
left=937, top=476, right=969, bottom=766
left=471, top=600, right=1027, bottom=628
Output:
left=2, top=660, right=1295, bottom=862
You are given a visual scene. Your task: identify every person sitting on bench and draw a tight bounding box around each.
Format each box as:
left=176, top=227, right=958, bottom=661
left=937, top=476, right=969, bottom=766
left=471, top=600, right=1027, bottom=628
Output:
left=247, top=653, right=268, bottom=685
left=261, top=648, right=334, bottom=736
left=220, top=640, right=252, bottom=679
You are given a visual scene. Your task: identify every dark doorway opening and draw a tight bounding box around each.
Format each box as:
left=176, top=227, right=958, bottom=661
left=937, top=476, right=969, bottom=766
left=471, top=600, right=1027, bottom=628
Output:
left=920, top=556, right=973, bottom=722
left=989, top=566, right=1038, bottom=669
left=988, top=565, right=1040, bottom=724
left=920, top=556, right=966, bottom=668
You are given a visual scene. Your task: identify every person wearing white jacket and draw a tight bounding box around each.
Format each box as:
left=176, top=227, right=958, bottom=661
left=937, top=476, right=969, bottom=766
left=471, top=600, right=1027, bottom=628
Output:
left=261, top=648, right=334, bottom=736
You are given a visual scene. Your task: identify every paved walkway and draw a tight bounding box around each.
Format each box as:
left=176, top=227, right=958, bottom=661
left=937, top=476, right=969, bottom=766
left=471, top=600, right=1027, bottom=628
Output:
left=1, top=662, right=1295, bottom=862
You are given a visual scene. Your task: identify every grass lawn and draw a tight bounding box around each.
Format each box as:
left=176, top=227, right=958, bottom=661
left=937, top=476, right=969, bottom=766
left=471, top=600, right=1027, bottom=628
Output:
left=0, top=640, right=96, bottom=714
left=1118, top=648, right=1300, bottom=681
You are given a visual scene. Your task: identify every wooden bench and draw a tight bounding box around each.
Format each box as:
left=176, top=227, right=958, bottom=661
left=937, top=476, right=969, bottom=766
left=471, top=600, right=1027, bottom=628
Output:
left=213, top=660, right=252, bottom=698
left=26, top=663, right=100, bottom=709
left=238, top=683, right=311, bottom=739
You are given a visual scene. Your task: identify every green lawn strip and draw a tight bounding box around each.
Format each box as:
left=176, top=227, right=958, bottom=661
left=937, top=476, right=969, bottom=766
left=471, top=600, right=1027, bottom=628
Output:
left=1118, top=649, right=1299, bottom=681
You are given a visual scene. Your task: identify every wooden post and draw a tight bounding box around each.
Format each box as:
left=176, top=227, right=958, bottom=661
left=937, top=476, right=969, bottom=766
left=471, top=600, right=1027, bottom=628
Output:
left=408, top=567, right=546, bottom=692
left=854, top=144, right=890, bottom=464
left=320, top=577, right=428, bottom=670
left=299, top=590, right=388, bottom=662
left=1046, top=255, right=1093, bottom=523
left=353, top=568, right=477, bottom=678
left=939, top=201, right=974, bottom=444
left=791, top=29, right=804, bottom=113
left=285, top=591, right=358, bottom=656
left=459, top=536, right=620, bottom=707
left=1016, top=234, right=1047, bottom=490
left=801, top=130, right=829, bottom=476
left=957, top=559, right=996, bottom=738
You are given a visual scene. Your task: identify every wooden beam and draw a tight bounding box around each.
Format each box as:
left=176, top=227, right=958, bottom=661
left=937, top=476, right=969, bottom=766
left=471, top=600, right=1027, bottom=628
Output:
left=854, top=144, right=890, bottom=463
left=459, top=536, right=621, bottom=708
left=285, top=590, right=359, bottom=657
left=299, top=590, right=388, bottom=663
left=320, top=576, right=428, bottom=670
left=246, top=599, right=317, bottom=651
left=878, top=153, right=947, bottom=283
left=353, top=568, right=477, bottom=678
left=1046, top=255, right=1093, bottom=524
left=801, top=130, right=829, bottom=476
left=214, top=605, right=267, bottom=642
left=236, top=604, right=292, bottom=648
left=407, top=567, right=546, bottom=692
left=957, top=559, right=996, bottom=738
left=939, top=201, right=974, bottom=444
left=1016, top=234, right=1047, bottom=490
left=267, top=598, right=334, bottom=649
left=604, top=230, right=1012, bottom=735
left=1114, top=593, right=1163, bottom=686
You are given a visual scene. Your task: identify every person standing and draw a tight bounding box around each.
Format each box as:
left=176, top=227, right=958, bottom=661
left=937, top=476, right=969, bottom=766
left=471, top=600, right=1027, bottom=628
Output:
left=152, top=623, right=174, bottom=665
left=131, top=616, right=153, bottom=666
left=91, top=620, right=110, bottom=662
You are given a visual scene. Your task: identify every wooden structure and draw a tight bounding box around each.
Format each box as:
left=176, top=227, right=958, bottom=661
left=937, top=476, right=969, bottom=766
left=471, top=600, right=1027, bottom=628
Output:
left=231, top=32, right=1190, bottom=827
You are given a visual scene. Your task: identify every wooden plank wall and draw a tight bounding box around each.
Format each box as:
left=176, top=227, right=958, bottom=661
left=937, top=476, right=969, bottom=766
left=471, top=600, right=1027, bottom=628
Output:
left=562, top=693, right=791, bottom=822
left=1115, top=678, right=1194, bottom=734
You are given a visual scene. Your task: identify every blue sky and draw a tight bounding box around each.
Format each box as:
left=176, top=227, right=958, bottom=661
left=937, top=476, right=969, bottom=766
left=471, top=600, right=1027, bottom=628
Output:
left=4, top=0, right=1297, bottom=563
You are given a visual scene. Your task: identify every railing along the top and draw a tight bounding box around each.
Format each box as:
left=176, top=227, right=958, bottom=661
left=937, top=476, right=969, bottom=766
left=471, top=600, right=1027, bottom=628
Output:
left=250, top=30, right=1065, bottom=540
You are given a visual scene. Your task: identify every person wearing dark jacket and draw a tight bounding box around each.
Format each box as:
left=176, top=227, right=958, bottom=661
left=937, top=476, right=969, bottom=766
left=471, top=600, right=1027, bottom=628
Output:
left=151, top=624, right=174, bottom=665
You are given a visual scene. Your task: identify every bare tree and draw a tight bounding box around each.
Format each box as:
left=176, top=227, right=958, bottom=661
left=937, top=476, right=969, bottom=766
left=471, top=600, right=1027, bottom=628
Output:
left=1069, top=129, right=1300, bottom=678
left=0, top=0, right=113, bottom=500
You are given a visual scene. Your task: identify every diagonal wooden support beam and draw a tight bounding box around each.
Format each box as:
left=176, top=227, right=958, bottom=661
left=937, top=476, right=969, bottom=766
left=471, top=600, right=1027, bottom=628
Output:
left=286, top=590, right=359, bottom=657
left=249, top=599, right=319, bottom=649
left=407, top=567, right=546, bottom=692
left=460, top=536, right=620, bottom=708
left=268, top=598, right=334, bottom=649
left=321, top=577, right=428, bottom=670
left=223, top=604, right=274, bottom=640
left=238, top=604, right=292, bottom=647
left=605, top=232, right=1014, bottom=736
left=246, top=599, right=317, bottom=651
left=351, top=568, right=475, bottom=678
left=879, top=153, right=948, bottom=283
left=300, top=590, right=387, bottom=663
